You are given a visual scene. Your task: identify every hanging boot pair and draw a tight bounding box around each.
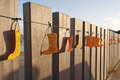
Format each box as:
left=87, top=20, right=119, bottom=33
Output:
left=85, top=36, right=94, bottom=47
left=59, top=36, right=73, bottom=53
left=42, top=33, right=79, bottom=55
left=59, top=35, right=80, bottom=53
left=0, top=21, right=21, bottom=61
left=92, top=37, right=104, bottom=47
left=85, top=36, right=104, bottom=47
left=74, top=35, right=80, bottom=48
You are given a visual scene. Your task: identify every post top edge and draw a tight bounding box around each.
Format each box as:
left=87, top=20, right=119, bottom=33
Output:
left=23, top=2, right=51, bottom=9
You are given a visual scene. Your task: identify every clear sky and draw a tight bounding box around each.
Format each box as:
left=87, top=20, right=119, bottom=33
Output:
left=19, top=0, right=120, bottom=33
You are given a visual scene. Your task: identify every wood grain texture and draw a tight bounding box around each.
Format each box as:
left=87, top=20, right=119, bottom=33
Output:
left=24, top=2, right=52, bottom=80
left=112, top=32, right=115, bottom=66
left=53, top=12, right=70, bottom=80
left=91, top=24, right=96, bottom=80
left=106, top=30, right=110, bottom=75
left=109, top=31, right=114, bottom=70
left=115, top=33, right=118, bottom=64
left=0, top=0, right=19, bottom=80
left=70, top=18, right=83, bottom=80
left=100, top=28, right=104, bottom=80
left=104, top=29, right=108, bottom=79
left=117, top=34, right=120, bottom=62
left=106, top=30, right=110, bottom=76
left=117, top=34, right=119, bottom=62
left=118, top=34, right=120, bottom=60
left=96, top=26, right=100, bottom=80
left=84, top=22, right=91, bottom=80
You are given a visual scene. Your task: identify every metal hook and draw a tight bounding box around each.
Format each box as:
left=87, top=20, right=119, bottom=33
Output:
left=12, top=18, right=22, bottom=20
left=64, top=28, right=69, bottom=37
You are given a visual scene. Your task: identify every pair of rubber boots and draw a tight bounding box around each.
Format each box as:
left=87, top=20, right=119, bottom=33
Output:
left=85, top=36, right=104, bottom=47
left=59, top=35, right=80, bottom=53
left=42, top=34, right=80, bottom=55
left=0, top=29, right=20, bottom=61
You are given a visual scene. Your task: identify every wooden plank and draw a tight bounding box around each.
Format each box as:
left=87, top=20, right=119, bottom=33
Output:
left=115, top=33, right=118, bottom=63
left=23, top=2, right=52, bottom=80
left=112, top=32, right=117, bottom=63
left=106, top=30, right=110, bottom=77
left=70, top=18, right=83, bottom=80
left=52, top=12, right=59, bottom=80
left=96, top=26, right=100, bottom=80
left=70, top=18, right=75, bottom=80
left=109, top=30, right=114, bottom=70
left=83, top=22, right=91, bottom=80
left=90, top=24, right=96, bottom=80
left=116, top=33, right=119, bottom=63
left=112, top=32, right=115, bottom=66
left=100, top=28, right=104, bottom=80
left=104, top=29, right=108, bottom=79
left=0, top=0, right=19, bottom=80
left=53, top=12, right=70, bottom=80
left=119, top=34, right=120, bottom=60
left=109, top=30, right=112, bottom=70
left=117, top=34, right=119, bottom=62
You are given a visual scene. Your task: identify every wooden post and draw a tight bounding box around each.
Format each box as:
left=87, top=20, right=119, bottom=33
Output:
left=23, top=2, right=52, bottom=80
left=90, top=24, right=96, bottom=80
left=83, top=21, right=91, bottom=80
left=70, top=18, right=83, bottom=80
left=112, top=31, right=114, bottom=68
left=96, top=26, right=100, bottom=80
left=52, top=12, right=70, bottom=80
left=115, top=33, right=118, bottom=64
left=117, top=33, right=119, bottom=62
left=119, top=34, right=120, bottom=60
left=109, top=30, right=113, bottom=70
left=112, top=32, right=115, bottom=66
left=106, top=29, right=109, bottom=77
left=0, top=0, right=19, bottom=80
left=117, top=34, right=119, bottom=62
left=104, top=29, right=107, bottom=80
left=100, top=28, right=104, bottom=80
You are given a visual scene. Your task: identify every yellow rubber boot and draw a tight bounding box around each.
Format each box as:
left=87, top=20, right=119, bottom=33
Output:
left=8, top=29, right=20, bottom=60
left=76, top=35, right=80, bottom=48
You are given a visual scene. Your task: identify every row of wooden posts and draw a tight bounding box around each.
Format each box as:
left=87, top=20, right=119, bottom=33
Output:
left=0, top=0, right=120, bottom=80
left=23, top=2, right=120, bottom=80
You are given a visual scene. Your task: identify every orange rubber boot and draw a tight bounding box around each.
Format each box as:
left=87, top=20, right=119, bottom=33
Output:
left=68, top=36, right=73, bottom=52
left=42, top=33, right=58, bottom=55
left=99, top=39, right=104, bottom=46
left=85, top=36, right=94, bottom=47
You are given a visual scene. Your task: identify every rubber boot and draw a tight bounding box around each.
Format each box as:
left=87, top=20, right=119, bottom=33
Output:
left=8, top=29, right=21, bottom=60
left=58, top=37, right=68, bottom=53
left=68, top=36, right=73, bottom=52
left=85, top=36, right=94, bottom=47
left=74, top=35, right=80, bottom=48
left=99, top=39, right=104, bottom=46
left=0, top=30, right=15, bottom=61
left=109, top=39, right=112, bottom=45
left=42, top=33, right=58, bottom=55
left=92, top=37, right=100, bottom=47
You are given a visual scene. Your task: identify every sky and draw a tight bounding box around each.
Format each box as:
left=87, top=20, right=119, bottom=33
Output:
left=18, top=0, right=120, bottom=34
